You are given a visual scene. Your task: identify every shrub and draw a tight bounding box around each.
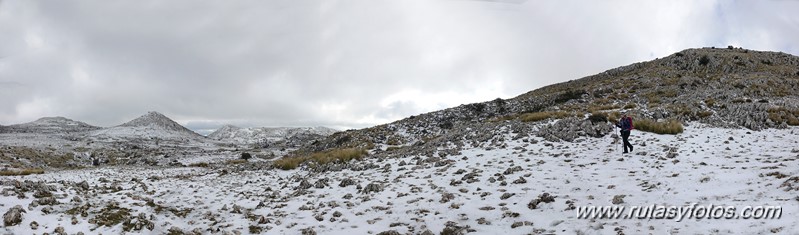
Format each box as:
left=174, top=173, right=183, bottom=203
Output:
left=519, top=111, right=571, bottom=122
left=587, top=112, right=608, bottom=123
left=240, top=152, right=252, bottom=160
left=787, top=116, right=799, bottom=126
left=698, top=111, right=713, bottom=118
left=554, top=90, right=586, bottom=104
left=273, top=148, right=368, bottom=170
left=0, top=168, right=45, bottom=176
left=699, top=55, right=710, bottom=66
left=768, top=107, right=799, bottom=126
left=623, top=103, right=637, bottom=109
left=634, top=119, right=684, bottom=134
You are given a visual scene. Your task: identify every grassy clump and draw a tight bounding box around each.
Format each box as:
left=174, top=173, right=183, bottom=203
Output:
left=273, top=148, right=368, bottom=170
left=0, top=168, right=45, bottom=176
left=587, top=112, right=608, bottom=123
left=697, top=111, right=714, bottom=118
left=519, top=111, right=571, bottom=122
left=768, top=107, right=799, bottom=126
left=634, top=119, right=684, bottom=134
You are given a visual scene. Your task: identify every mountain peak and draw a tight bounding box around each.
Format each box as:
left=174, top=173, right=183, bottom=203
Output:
left=122, top=111, right=177, bottom=127
left=105, top=111, right=200, bottom=137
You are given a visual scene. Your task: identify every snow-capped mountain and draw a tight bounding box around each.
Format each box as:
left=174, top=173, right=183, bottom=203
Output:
left=91, top=111, right=203, bottom=140
left=0, top=117, right=100, bottom=134
left=207, top=125, right=337, bottom=144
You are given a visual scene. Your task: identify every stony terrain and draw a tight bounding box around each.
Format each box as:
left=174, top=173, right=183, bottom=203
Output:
left=1, top=124, right=798, bottom=234
left=1, top=47, right=798, bottom=234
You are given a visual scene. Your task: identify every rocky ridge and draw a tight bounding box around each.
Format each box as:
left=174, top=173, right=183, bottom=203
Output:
left=208, top=125, right=338, bottom=146
left=0, top=117, right=100, bottom=135
left=293, top=47, right=799, bottom=159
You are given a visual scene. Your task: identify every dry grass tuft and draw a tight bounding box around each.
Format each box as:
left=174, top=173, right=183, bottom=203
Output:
left=0, top=168, right=45, bottom=176
left=519, top=111, right=571, bottom=122
left=634, top=119, right=684, bottom=134
left=768, top=107, right=799, bottom=126
left=273, top=148, right=368, bottom=170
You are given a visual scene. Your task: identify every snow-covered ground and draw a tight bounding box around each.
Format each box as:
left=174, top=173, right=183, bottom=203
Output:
left=1, top=124, right=798, bottom=234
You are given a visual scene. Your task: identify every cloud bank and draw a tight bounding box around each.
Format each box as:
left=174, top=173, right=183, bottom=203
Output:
left=1, top=0, right=797, bottom=134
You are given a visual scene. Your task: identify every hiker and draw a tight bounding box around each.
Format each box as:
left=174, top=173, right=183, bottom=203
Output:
left=616, top=112, right=634, bottom=153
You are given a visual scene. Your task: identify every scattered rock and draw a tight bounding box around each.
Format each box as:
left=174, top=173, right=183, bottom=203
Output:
left=377, top=230, right=402, bottom=235
left=511, top=221, right=524, bottom=229
left=612, top=195, right=626, bottom=205
left=361, top=182, right=384, bottom=194
left=297, top=180, right=312, bottom=190
left=339, top=178, right=356, bottom=187
left=503, top=166, right=523, bottom=175
left=528, top=193, right=555, bottom=209
left=440, top=221, right=471, bottom=235
left=512, top=177, right=527, bottom=184
left=301, top=227, right=317, bottom=235
left=54, top=226, right=66, bottom=235
left=440, top=193, right=455, bottom=203
left=3, top=205, right=25, bottom=226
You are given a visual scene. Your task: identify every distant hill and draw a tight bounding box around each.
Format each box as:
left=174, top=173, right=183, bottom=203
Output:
left=0, top=117, right=101, bottom=134
left=208, top=125, right=337, bottom=145
left=90, top=111, right=203, bottom=140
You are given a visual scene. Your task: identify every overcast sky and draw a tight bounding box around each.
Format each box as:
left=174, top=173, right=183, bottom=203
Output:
left=1, top=0, right=798, bottom=134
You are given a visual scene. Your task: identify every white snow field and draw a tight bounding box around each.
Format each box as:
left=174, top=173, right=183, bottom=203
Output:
left=1, top=124, right=798, bottom=235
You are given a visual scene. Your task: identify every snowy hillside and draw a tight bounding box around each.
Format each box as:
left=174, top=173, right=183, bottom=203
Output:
left=90, top=111, right=203, bottom=141
left=1, top=124, right=797, bottom=234
left=208, top=125, right=337, bottom=145
left=0, top=117, right=100, bottom=134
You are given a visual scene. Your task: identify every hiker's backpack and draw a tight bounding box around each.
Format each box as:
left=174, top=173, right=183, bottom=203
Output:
left=623, top=117, right=634, bottom=130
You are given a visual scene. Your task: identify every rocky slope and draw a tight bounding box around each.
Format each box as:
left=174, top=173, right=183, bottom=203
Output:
left=293, top=47, right=799, bottom=157
left=208, top=125, right=338, bottom=146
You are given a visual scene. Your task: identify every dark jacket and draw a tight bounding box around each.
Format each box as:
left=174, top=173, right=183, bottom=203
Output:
left=616, top=116, right=632, bottom=131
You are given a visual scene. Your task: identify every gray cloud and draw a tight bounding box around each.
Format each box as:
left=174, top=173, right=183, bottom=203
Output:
left=1, top=0, right=798, bottom=131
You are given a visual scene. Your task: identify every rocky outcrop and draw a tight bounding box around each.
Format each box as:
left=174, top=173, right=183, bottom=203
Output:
left=3, top=205, right=25, bottom=226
